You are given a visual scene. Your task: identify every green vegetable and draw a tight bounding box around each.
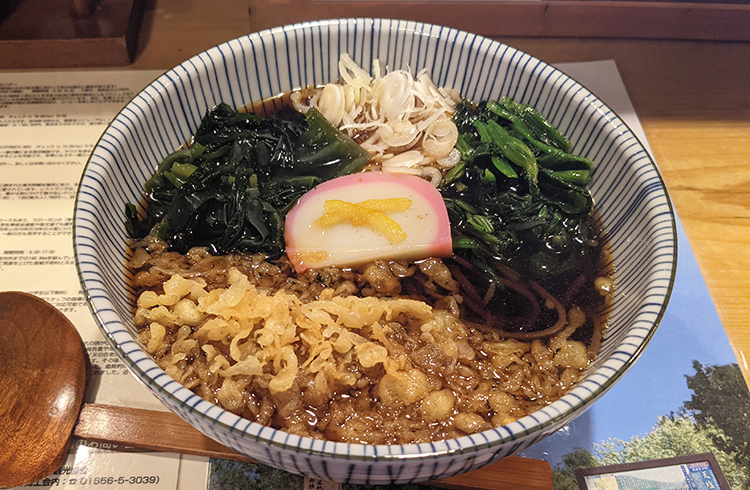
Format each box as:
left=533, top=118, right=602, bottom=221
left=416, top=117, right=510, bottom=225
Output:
left=493, top=97, right=572, bottom=152
left=486, top=99, right=594, bottom=170
left=486, top=119, right=537, bottom=183
left=440, top=156, right=466, bottom=187
left=144, top=143, right=205, bottom=192
left=443, top=97, right=599, bottom=282
left=292, top=107, right=372, bottom=179
left=126, top=103, right=370, bottom=257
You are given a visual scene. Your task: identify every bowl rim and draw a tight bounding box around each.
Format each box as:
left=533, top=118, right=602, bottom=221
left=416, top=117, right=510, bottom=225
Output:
left=73, top=17, right=678, bottom=462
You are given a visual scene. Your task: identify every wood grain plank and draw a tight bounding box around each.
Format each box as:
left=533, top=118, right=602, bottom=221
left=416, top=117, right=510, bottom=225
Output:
left=246, top=0, right=750, bottom=41
left=0, top=0, right=143, bottom=68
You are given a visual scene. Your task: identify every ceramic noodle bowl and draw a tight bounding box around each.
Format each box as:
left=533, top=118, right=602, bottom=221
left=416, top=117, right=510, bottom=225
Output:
left=73, top=18, right=676, bottom=484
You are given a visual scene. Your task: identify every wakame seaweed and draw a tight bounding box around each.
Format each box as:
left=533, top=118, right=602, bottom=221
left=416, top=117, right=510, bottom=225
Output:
left=442, top=97, right=600, bottom=283
left=125, top=103, right=370, bottom=257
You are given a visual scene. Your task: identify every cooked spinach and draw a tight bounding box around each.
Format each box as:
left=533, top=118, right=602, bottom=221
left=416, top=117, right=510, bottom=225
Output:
left=442, top=97, right=600, bottom=281
left=125, top=103, right=370, bottom=257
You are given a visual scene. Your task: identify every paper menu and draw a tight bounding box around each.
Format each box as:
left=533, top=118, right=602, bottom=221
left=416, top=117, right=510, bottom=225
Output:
left=0, top=69, right=207, bottom=490
left=0, top=70, right=167, bottom=409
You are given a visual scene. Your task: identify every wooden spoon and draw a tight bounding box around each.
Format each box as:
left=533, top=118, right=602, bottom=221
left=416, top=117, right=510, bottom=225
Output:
left=0, top=291, right=88, bottom=487
left=0, top=291, right=552, bottom=489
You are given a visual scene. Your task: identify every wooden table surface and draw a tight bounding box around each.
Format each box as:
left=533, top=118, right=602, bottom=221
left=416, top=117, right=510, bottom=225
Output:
left=127, top=0, right=750, bottom=385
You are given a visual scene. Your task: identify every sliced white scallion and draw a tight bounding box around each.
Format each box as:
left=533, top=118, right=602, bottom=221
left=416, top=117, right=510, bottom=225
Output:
left=290, top=54, right=462, bottom=185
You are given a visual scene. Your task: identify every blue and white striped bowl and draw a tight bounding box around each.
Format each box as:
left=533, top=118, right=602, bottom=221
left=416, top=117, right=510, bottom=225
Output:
left=73, top=18, right=676, bottom=484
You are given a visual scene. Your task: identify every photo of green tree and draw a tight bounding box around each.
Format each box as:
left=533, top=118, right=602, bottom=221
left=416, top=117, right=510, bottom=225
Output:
left=551, top=362, right=750, bottom=490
